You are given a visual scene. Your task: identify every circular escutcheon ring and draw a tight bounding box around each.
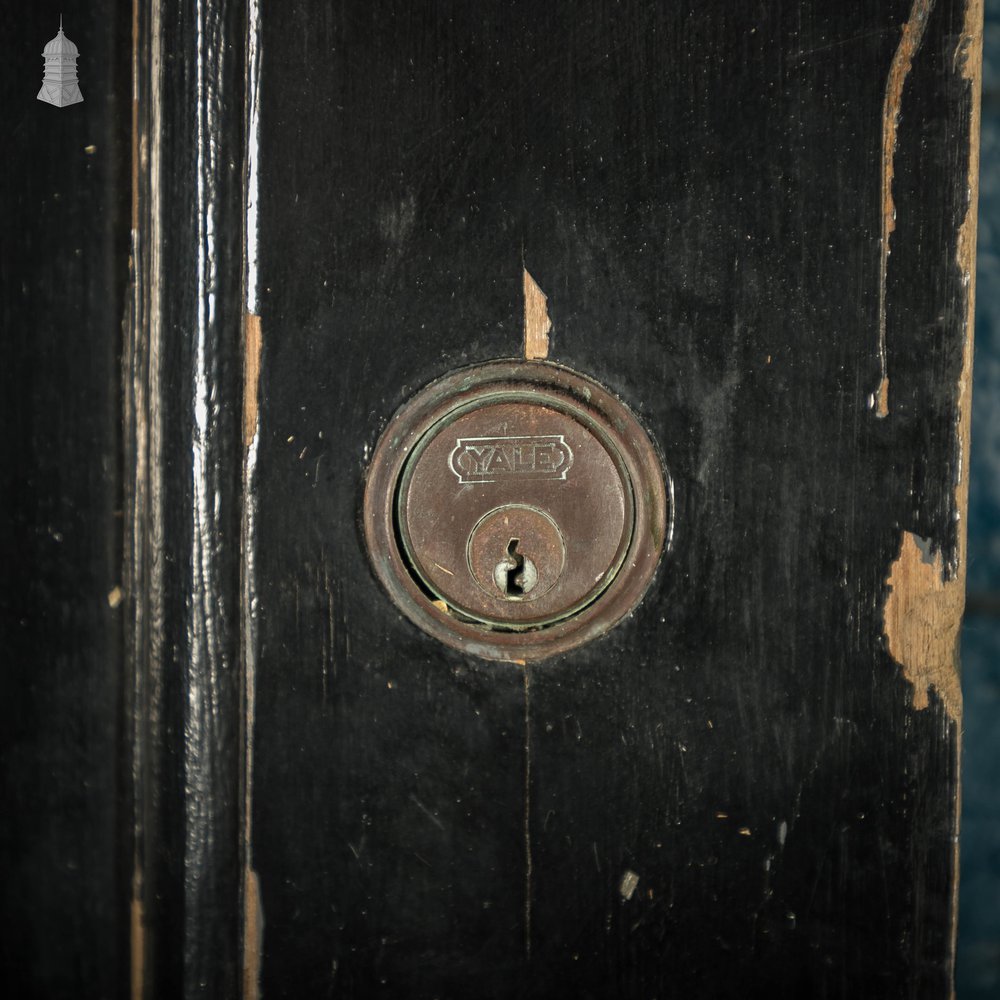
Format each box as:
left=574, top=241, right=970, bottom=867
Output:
left=363, top=360, right=671, bottom=662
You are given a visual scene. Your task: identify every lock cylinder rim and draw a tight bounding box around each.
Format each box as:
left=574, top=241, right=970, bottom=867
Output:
left=363, top=360, right=671, bottom=662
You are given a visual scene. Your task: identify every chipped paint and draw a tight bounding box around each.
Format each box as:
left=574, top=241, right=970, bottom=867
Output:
left=871, top=7, right=980, bottom=984
left=955, top=0, right=983, bottom=562
left=949, top=4, right=982, bottom=993
left=240, top=2, right=265, bottom=993
left=523, top=269, right=551, bottom=360
left=240, top=304, right=262, bottom=990
left=242, top=867, right=263, bottom=1000
left=874, top=0, right=935, bottom=416
left=882, top=0, right=981, bottom=727
left=884, top=532, right=963, bottom=718
left=243, top=313, right=262, bottom=448
left=130, top=867, right=144, bottom=1000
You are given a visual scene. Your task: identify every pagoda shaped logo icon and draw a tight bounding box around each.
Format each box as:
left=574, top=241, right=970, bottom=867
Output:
left=38, top=17, right=83, bottom=108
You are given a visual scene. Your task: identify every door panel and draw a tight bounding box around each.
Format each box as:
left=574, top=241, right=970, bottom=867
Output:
left=240, top=1, right=979, bottom=997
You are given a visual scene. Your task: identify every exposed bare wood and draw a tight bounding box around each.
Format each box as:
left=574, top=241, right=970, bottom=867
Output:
left=884, top=531, right=963, bottom=720
left=242, top=868, right=263, bottom=1000
left=523, top=269, right=551, bottom=360
left=875, top=0, right=935, bottom=416
left=130, top=870, right=144, bottom=1000
left=243, top=313, right=262, bottom=449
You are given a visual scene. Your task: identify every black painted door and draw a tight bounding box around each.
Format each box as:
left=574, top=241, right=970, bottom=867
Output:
left=2, top=1, right=982, bottom=998
left=233, top=3, right=980, bottom=996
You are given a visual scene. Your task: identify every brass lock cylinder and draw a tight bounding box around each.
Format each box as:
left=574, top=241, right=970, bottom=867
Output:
left=363, top=361, right=670, bottom=661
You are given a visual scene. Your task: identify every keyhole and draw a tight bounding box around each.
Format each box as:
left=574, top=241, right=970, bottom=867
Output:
left=505, top=538, right=525, bottom=596
left=492, top=537, right=538, bottom=599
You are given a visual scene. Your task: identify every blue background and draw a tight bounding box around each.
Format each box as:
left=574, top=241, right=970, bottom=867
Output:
left=958, top=2, right=1000, bottom=995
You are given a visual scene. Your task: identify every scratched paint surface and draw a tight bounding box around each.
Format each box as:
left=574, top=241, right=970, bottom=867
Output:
left=245, top=1, right=977, bottom=996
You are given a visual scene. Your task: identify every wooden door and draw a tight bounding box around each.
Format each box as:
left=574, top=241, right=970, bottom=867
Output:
left=3, top=1, right=983, bottom=997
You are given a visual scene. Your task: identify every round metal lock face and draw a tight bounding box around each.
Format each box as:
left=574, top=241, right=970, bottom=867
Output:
left=364, top=361, right=670, bottom=661
left=398, top=399, right=631, bottom=628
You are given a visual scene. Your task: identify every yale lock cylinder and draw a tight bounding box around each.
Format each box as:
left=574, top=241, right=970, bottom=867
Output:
left=363, top=361, right=670, bottom=660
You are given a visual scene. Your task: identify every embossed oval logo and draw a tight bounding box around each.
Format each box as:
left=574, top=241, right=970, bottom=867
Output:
left=448, top=435, right=574, bottom=484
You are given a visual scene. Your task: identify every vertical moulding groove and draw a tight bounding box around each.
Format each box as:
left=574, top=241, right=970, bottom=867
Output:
left=126, top=0, right=160, bottom=993
left=129, top=0, right=247, bottom=995
left=241, top=307, right=263, bottom=999
left=241, top=1, right=264, bottom=996
left=241, top=310, right=263, bottom=999
left=950, top=0, right=983, bottom=989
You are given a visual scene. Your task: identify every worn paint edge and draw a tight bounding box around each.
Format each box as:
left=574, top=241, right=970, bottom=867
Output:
left=523, top=269, right=551, bottom=360
left=876, top=4, right=980, bottom=984
left=239, top=352, right=263, bottom=1000
left=884, top=532, right=964, bottom=719
left=243, top=314, right=262, bottom=448
left=128, top=0, right=166, bottom=991
left=130, top=867, right=144, bottom=1000
left=128, top=3, right=144, bottom=999
left=950, top=1, right=982, bottom=992
left=239, top=310, right=263, bottom=1000
left=240, top=2, right=264, bottom=996
left=874, top=0, right=935, bottom=416
left=879, top=3, right=981, bottom=986
left=955, top=0, right=983, bottom=564
left=242, top=867, right=263, bottom=999
left=883, top=0, right=980, bottom=721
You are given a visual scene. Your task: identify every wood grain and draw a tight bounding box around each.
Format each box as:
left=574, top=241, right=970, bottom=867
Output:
left=523, top=269, right=552, bottom=360
left=876, top=0, right=935, bottom=416
left=884, top=531, right=963, bottom=717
